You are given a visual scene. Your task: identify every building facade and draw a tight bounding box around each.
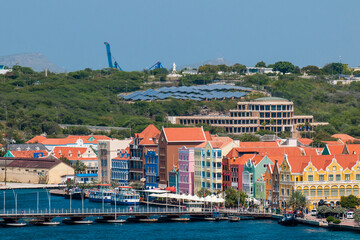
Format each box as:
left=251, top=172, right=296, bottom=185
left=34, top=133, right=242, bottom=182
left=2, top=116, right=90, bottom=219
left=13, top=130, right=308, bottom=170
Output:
left=111, top=150, right=130, bottom=186
left=145, top=151, right=159, bottom=189
left=98, top=139, right=132, bottom=183
left=170, top=97, right=327, bottom=135
left=178, top=146, right=194, bottom=195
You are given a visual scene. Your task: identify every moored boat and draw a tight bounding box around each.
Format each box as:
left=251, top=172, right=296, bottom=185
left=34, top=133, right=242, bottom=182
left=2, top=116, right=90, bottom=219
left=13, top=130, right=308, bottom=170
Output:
left=89, top=184, right=114, bottom=203
left=111, top=186, right=140, bottom=205
left=278, top=213, right=298, bottom=226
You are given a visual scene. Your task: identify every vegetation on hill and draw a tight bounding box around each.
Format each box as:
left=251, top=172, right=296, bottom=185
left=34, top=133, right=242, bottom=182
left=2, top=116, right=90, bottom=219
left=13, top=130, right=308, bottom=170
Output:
left=0, top=62, right=359, bottom=144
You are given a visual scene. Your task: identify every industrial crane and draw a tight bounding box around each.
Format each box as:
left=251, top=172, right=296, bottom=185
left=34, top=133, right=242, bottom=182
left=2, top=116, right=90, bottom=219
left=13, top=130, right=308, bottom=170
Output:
left=147, top=61, right=165, bottom=70
left=104, top=42, right=122, bottom=70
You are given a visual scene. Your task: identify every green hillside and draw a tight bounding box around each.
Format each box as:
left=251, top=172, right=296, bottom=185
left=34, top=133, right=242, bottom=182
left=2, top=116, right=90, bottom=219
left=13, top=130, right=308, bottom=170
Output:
left=0, top=66, right=359, bottom=143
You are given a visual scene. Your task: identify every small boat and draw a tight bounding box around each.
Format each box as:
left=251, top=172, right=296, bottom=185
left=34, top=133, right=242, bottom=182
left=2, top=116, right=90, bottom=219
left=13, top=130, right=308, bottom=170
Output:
left=278, top=213, right=298, bottom=226
left=111, top=186, right=140, bottom=205
left=95, top=218, right=126, bottom=223
left=229, top=216, right=240, bottom=222
left=64, top=188, right=84, bottom=200
left=32, top=221, right=60, bottom=226
left=138, top=218, right=158, bottom=223
left=170, top=218, right=190, bottom=222
left=62, top=219, right=93, bottom=224
left=4, top=222, right=27, bottom=227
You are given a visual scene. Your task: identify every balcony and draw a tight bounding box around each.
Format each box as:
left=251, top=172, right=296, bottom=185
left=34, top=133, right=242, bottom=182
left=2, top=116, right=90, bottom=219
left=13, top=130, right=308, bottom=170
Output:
left=130, top=157, right=141, bottom=160
left=296, top=180, right=359, bottom=186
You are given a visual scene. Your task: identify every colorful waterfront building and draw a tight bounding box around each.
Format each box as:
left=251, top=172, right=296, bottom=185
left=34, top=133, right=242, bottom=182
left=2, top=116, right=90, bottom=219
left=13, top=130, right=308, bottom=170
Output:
left=129, top=124, right=160, bottom=183
left=178, top=146, right=194, bottom=195
left=194, top=137, right=237, bottom=194
left=168, top=166, right=179, bottom=193
left=293, top=154, right=360, bottom=209
left=111, top=149, right=130, bottom=186
left=145, top=151, right=158, bottom=189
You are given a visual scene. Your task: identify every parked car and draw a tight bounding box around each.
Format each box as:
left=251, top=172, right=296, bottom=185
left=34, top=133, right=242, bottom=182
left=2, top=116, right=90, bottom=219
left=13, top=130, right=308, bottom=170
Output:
left=346, top=211, right=354, bottom=219
left=311, top=209, right=317, bottom=216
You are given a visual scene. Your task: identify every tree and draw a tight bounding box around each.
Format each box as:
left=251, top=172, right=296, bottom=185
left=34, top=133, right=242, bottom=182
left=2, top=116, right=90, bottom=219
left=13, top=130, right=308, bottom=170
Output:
left=340, top=195, right=359, bottom=209
left=322, top=63, right=343, bottom=75
left=232, top=63, right=247, bottom=74
left=301, top=65, right=321, bottom=75
left=318, top=205, right=332, bottom=217
left=224, top=188, right=247, bottom=208
left=255, top=61, right=266, bottom=68
left=354, top=209, right=360, bottom=223
left=288, top=190, right=307, bottom=211
left=273, top=61, right=295, bottom=74
left=197, top=188, right=211, bottom=197
left=74, top=161, right=87, bottom=173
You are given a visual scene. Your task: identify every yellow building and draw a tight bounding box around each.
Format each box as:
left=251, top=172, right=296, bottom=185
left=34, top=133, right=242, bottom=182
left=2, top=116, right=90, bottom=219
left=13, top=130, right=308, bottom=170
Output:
left=0, top=157, right=74, bottom=184
left=279, top=154, right=360, bottom=210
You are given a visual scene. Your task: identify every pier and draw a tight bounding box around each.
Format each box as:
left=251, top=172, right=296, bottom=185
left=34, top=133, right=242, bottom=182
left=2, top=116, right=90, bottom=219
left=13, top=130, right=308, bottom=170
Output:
left=0, top=208, right=272, bottom=225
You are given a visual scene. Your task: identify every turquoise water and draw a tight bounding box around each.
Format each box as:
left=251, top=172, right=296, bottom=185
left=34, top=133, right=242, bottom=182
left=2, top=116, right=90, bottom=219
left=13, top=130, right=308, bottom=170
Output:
left=0, top=189, right=359, bottom=240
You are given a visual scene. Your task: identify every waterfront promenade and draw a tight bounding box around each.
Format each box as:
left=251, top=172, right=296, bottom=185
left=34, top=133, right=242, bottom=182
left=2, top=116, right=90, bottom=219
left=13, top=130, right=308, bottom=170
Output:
left=0, top=182, right=62, bottom=189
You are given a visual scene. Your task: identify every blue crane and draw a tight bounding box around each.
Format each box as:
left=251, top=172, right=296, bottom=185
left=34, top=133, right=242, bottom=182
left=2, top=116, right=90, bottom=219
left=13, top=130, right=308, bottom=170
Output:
left=148, top=61, right=165, bottom=70
left=104, top=42, right=122, bottom=70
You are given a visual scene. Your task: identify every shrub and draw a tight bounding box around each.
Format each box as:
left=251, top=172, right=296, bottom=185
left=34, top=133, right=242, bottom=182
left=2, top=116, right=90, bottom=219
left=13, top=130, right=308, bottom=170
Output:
left=326, top=216, right=335, bottom=223
left=333, top=219, right=341, bottom=224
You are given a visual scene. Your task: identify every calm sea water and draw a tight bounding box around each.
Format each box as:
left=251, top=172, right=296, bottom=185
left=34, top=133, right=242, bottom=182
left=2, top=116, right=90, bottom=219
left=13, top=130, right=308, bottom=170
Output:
left=0, top=189, right=359, bottom=240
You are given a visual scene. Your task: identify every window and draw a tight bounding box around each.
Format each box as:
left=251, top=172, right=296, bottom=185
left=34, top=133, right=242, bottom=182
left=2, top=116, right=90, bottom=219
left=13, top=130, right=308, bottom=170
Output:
left=336, top=174, right=341, bottom=181
left=345, top=174, right=350, bottom=181
left=333, top=166, right=336, bottom=171
left=328, top=175, right=333, bottom=181
left=308, top=175, right=313, bottom=181
left=319, top=175, right=324, bottom=181
left=309, top=167, right=312, bottom=171
left=356, top=174, right=360, bottom=180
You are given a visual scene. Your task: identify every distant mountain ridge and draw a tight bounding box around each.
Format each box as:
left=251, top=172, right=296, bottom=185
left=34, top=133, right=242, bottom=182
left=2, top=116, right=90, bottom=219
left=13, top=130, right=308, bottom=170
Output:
left=0, top=53, right=65, bottom=73
left=181, top=58, right=234, bottom=69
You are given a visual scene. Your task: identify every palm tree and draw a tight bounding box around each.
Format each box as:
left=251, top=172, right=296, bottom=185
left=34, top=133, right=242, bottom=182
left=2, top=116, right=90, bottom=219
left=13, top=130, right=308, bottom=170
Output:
left=288, top=190, right=307, bottom=211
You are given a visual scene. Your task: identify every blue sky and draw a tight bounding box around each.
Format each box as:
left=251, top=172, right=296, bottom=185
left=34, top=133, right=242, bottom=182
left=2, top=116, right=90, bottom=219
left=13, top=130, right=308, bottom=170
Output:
left=1, top=0, right=360, bottom=71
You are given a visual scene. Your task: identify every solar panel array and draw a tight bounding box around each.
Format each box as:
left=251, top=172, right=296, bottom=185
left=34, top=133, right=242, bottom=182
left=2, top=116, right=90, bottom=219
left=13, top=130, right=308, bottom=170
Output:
left=119, top=84, right=252, bottom=101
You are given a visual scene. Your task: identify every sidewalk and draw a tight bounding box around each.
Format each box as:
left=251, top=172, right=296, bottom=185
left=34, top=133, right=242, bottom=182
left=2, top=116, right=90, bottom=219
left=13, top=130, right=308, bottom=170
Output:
left=0, top=182, right=62, bottom=189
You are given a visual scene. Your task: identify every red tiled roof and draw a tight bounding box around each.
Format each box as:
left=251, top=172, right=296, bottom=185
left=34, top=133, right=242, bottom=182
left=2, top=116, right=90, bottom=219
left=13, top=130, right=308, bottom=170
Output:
left=346, top=144, right=360, bottom=154
left=65, top=135, right=111, bottom=144
left=26, top=136, right=47, bottom=144
left=331, top=134, right=355, bottom=144
left=136, top=124, right=160, bottom=145
left=325, top=144, right=345, bottom=155
left=322, top=141, right=343, bottom=145
left=204, top=131, right=212, bottom=141
left=113, top=149, right=130, bottom=161
left=10, top=150, right=49, bottom=158
left=238, top=141, right=279, bottom=148
left=298, top=138, right=313, bottom=146
left=52, top=147, right=94, bottom=161
left=163, top=127, right=206, bottom=142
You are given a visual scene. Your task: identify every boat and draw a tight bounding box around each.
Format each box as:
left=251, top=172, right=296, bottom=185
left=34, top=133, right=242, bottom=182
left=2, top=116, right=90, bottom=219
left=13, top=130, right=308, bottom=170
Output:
left=32, top=221, right=61, bottom=226
left=3, top=222, right=27, bottom=227
left=64, top=188, right=84, bottom=200
left=170, top=218, right=190, bottom=222
left=229, top=216, right=240, bottom=222
left=111, top=186, right=140, bottom=205
left=95, top=218, right=126, bottom=223
left=278, top=213, right=298, bottom=226
left=89, top=184, right=114, bottom=203
left=62, top=219, right=93, bottom=224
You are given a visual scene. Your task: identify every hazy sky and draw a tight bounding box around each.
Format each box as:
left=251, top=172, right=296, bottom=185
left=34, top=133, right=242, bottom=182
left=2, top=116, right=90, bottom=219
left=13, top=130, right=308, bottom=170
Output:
left=2, top=0, right=360, bottom=71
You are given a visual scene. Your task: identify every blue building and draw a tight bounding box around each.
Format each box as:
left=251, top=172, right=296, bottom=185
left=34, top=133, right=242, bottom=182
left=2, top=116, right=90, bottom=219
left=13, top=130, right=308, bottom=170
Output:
left=145, top=151, right=158, bottom=189
left=111, top=150, right=130, bottom=186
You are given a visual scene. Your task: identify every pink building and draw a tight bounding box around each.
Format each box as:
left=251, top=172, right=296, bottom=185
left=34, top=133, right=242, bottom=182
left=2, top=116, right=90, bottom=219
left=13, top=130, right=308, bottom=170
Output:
left=178, top=146, right=194, bottom=195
